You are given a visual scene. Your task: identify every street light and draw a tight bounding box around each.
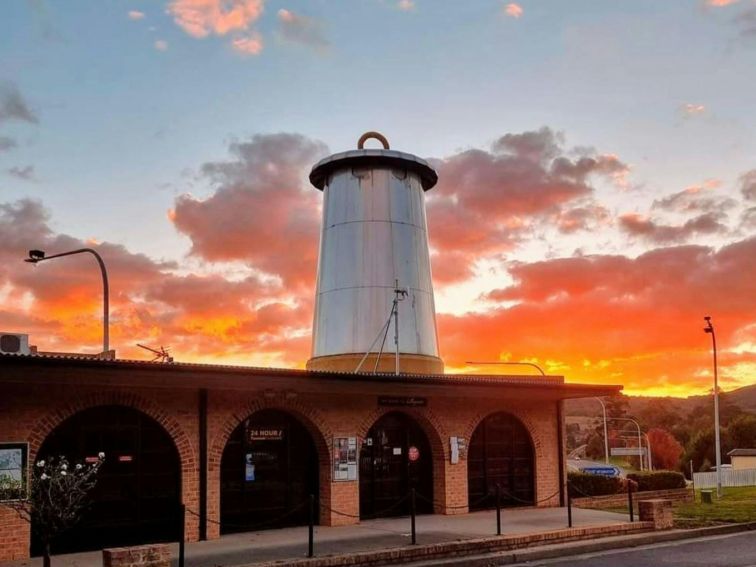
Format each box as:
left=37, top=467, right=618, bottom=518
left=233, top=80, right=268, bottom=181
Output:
left=465, top=361, right=546, bottom=376
left=704, top=315, right=722, bottom=498
left=608, top=417, right=645, bottom=471
left=594, top=397, right=610, bottom=464
left=25, top=248, right=110, bottom=355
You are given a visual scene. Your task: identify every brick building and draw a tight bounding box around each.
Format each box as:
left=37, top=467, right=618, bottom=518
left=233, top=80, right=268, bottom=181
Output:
left=0, top=134, right=621, bottom=559
left=0, top=354, right=619, bottom=560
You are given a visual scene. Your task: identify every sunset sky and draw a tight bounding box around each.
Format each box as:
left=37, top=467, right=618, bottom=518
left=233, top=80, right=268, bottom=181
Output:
left=2, top=0, right=755, bottom=396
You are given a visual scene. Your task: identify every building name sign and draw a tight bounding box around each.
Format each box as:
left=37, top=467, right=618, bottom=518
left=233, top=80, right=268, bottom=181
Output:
left=247, top=427, right=284, bottom=442
left=378, top=396, right=427, bottom=407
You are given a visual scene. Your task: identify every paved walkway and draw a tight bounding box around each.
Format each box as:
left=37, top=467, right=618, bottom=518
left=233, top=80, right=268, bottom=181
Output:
left=2, top=507, right=630, bottom=567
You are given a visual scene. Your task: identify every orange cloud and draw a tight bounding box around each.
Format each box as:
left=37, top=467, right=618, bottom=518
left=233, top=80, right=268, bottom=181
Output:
left=504, top=3, right=523, bottom=18
left=168, top=0, right=264, bottom=38
left=706, top=0, right=739, bottom=6
left=397, top=0, right=415, bottom=11
left=128, top=10, right=145, bottom=20
left=232, top=32, right=263, bottom=55
left=154, top=40, right=168, bottom=51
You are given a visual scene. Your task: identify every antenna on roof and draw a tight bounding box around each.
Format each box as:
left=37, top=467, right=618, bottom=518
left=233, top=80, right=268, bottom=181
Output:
left=137, top=343, right=174, bottom=363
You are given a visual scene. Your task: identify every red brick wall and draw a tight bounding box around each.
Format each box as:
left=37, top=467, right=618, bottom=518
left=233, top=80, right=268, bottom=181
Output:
left=1, top=381, right=563, bottom=558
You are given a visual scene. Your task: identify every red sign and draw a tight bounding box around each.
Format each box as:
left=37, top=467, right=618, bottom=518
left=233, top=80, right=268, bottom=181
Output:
left=408, top=446, right=420, bottom=462
left=118, top=455, right=133, bottom=462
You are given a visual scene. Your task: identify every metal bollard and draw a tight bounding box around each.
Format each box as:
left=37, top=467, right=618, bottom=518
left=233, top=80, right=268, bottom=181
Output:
left=178, top=503, right=186, bottom=567
left=628, top=483, right=634, bottom=522
left=308, top=494, right=315, bottom=558
left=496, top=484, right=502, bottom=536
left=410, top=488, right=417, bottom=545
left=567, top=492, right=572, bottom=528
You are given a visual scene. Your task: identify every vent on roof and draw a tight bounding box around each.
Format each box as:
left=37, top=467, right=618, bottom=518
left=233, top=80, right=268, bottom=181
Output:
left=0, top=333, right=30, bottom=355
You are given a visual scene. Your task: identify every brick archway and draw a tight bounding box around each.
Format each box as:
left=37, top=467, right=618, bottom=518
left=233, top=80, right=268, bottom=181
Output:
left=28, top=389, right=198, bottom=541
left=464, top=410, right=543, bottom=505
left=207, top=396, right=333, bottom=537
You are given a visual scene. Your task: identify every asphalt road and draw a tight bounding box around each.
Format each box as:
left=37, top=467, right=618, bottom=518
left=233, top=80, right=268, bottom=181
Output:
left=510, top=531, right=756, bottom=567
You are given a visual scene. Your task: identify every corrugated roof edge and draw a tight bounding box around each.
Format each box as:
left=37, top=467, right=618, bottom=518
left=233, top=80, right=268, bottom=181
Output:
left=0, top=352, right=622, bottom=391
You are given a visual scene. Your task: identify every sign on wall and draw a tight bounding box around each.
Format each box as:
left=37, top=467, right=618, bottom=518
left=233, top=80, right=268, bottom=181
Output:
left=378, top=396, right=427, bottom=407
left=0, top=442, right=28, bottom=501
left=246, top=427, right=284, bottom=443
left=450, top=436, right=466, bottom=464
left=333, top=437, right=358, bottom=481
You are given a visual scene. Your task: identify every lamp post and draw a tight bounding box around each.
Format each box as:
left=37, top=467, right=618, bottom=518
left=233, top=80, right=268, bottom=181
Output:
left=594, top=397, right=610, bottom=464
left=465, top=361, right=546, bottom=376
left=704, top=316, right=722, bottom=498
left=609, top=417, right=645, bottom=471
left=25, top=248, right=110, bottom=355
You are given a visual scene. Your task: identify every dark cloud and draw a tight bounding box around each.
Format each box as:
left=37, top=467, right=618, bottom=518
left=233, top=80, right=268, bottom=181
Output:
left=171, top=133, right=328, bottom=288
left=735, top=6, right=756, bottom=38
left=427, top=127, right=629, bottom=283
left=618, top=212, right=728, bottom=243
left=0, top=136, right=17, bottom=152
left=276, top=9, right=329, bottom=51
left=653, top=186, right=736, bottom=213
left=0, top=82, right=37, bottom=124
left=741, top=170, right=756, bottom=201
left=7, top=165, right=36, bottom=181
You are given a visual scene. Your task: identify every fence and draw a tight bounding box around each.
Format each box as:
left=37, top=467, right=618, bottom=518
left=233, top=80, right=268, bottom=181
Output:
left=693, top=468, right=756, bottom=489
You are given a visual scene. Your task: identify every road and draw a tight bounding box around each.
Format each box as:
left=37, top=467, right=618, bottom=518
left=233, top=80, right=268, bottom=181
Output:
left=510, top=531, right=756, bottom=567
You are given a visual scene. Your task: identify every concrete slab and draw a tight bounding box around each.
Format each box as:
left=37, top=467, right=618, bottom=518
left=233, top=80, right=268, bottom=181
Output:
left=0, top=507, right=630, bottom=567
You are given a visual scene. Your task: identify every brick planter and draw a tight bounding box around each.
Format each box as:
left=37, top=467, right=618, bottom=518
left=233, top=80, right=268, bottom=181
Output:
left=103, top=544, right=171, bottom=567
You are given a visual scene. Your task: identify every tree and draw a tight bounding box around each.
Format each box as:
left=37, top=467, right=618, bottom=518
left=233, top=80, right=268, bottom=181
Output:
left=647, top=428, right=683, bottom=470
left=728, top=414, right=756, bottom=449
left=4, top=454, right=104, bottom=567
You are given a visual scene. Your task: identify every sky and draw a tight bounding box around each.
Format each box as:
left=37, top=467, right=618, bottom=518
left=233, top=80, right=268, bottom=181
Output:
left=1, top=0, right=755, bottom=397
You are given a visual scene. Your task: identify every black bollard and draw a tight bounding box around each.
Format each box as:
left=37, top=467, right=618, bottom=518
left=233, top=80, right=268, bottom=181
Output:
left=410, top=488, right=417, bottom=545
left=567, top=492, right=573, bottom=528
left=178, top=503, right=186, bottom=567
left=628, top=483, right=634, bottom=523
left=308, top=494, right=315, bottom=557
left=496, top=484, right=502, bottom=536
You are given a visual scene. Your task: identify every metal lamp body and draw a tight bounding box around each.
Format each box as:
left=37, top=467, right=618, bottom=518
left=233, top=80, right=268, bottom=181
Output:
left=307, top=146, right=443, bottom=374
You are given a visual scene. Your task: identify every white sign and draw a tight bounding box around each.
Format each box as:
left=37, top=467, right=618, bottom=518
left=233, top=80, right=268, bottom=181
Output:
left=610, top=447, right=647, bottom=456
left=450, top=436, right=459, bottom=464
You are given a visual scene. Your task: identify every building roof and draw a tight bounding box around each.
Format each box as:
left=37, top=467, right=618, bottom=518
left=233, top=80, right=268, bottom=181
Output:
left=0, top=352, right=622, bottom=400
left=728, top=448, right=756, bottom=457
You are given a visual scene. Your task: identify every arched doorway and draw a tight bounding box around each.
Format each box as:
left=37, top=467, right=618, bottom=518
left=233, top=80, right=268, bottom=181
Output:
left=359, top=412, right=433, bottom=518
left=468, top=412, right=535, bottom=510
left=33, top=405, right=181, bottom=554
left=220, top=409, right=319, bottom=533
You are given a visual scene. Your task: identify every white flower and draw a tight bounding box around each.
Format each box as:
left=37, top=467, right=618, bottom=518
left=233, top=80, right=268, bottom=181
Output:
left=60, top=470, right=67, bottom=476
left=76, top=464, right=83, bottom=470
left=98, top=452, right=105, bottom=459
left=40, top=473, right=48, bottom=480
left=37, top=460, right=45, bottom=468
left=60, top=463, right=68, bottom=470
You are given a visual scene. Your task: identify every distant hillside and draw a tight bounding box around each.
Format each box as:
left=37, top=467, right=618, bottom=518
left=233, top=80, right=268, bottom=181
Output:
left=565, top=383, right=756, bottom=417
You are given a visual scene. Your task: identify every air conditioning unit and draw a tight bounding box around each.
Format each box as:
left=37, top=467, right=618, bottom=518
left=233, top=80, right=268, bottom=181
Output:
left=0, top=333, right=30, bottom=355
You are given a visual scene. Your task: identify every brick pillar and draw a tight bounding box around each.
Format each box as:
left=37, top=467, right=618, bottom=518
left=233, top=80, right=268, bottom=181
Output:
left=323, top=481, right=359, bottom=526
left=439, top=459, right=468, bottom=515
left=638, top=499, right=673, bottom=529
left=0, top=506, right=30, bottom=561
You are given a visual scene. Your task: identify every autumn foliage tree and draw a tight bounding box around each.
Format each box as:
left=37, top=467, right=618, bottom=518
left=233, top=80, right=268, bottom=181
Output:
left=647, top=428, right=684, bottom=471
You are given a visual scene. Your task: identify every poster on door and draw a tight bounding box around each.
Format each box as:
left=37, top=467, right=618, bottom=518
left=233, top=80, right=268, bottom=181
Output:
left=333, top=437, right=357, bottom=481
left=245, top=453, right=255, bottom=482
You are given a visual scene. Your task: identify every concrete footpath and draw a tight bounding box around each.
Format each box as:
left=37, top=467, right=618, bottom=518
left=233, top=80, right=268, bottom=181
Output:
left=1, top=507, right=630, bottom=567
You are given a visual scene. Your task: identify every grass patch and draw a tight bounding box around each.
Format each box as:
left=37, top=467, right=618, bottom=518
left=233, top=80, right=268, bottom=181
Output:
left=673, top=487, right=756, bottom=527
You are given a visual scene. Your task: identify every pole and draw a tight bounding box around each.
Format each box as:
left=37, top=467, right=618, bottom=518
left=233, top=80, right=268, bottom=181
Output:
left=608, top=417, right=644, bottom=472
left=496, top=484, right=502, bottom=535
left=645, top=433, right=653, bottom=471
left=712, top=329, right=722, bottom=498
left=25, top=248, right=109, bottom=354
left=595, top=397, right=610, bottom=464
left=410, top=488, right=417, bottom=545
left=567, top=492, right=572, bottom=528
left=704, top=317, right=722, bottom=498
left=394, top=280, right=400, bottom=376
left=628, top=483, right=634, bottom=522
left=308, top=494, right=314, bottom=558
left=178, top=503, right=186, bottom=567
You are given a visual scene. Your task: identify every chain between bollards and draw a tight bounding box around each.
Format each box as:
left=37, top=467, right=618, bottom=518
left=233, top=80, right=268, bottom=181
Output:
left=495, top=484, right=502, bottom=536
left=178, top=503, right=186, bottom=567
left=410, top=488, right=417, bottom=545
left=308, top=494, right=315, bottom=558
